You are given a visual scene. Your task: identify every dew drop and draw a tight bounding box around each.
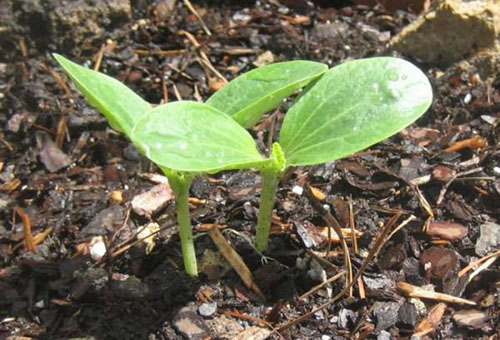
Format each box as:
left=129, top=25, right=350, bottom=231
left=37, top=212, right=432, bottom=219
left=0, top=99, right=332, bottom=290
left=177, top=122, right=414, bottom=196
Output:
left=155, top=142, right=162, bottom=150
left=179, top=142, right=187, bottom=150
left=401, top=74, right=408, bottom=80
left=388, top=72, right=399, bottom=81
left=372, top=83, right=379, bottom=90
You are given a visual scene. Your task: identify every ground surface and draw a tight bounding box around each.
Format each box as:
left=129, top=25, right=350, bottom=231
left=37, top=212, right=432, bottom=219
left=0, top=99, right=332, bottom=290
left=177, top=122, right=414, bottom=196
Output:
left=0, top=1, right=499, bottom=339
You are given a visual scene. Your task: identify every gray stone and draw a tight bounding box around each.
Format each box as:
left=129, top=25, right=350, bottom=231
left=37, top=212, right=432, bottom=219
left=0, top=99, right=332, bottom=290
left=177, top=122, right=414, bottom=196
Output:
left=390, top=0, right=500, bottom=67
left=313, top=22, right=349, bottom=40
left=198, top=302, right=217, bottom=317
left=398, top=302, right=419, bottom=328
left=110, top=274, right=150, bottom=299
left=363, top=274, right=395, bottom=291
left=373, top=301, right=400, bottom=331
left=475, top=222, right=500, bottom=256
left=81, top=205, right=125, bottom=237
left=377, top=330, right=391, bottom=340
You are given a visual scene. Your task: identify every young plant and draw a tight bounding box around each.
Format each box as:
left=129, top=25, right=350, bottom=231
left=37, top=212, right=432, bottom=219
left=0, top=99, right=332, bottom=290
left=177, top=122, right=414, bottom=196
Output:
left=53, top=54, right=326, bottom=276
left=211, top=57, right=433, bottom=251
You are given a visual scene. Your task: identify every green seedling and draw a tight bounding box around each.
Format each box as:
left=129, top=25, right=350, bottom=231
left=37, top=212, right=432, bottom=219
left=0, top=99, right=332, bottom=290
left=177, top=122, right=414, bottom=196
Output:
left=213, top=57, right=433, bottom=251
left=53, top=54, right=326, bottom=276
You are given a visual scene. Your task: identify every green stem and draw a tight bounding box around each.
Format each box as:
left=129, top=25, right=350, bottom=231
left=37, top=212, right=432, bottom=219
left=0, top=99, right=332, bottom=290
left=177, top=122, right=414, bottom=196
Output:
left=255, top=143, right=286, bottom=252
left=255, top=169, right=281, bottom=252
left=166, top=171, right=198, bottom=277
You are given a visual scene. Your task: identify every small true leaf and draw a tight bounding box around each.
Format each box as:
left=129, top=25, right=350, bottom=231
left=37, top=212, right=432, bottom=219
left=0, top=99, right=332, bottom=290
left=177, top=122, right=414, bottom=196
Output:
left=53, top=54, right=151, bottom=136
left=280, top=57, right=433, bottom=166
left=206, top=60, right=328, bottom=128
left=132, top=101, right=268, bottom=173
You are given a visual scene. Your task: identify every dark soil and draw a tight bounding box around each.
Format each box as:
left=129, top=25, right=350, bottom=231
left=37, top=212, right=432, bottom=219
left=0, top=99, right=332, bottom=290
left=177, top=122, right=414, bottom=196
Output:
left=0, top=1, right=499, bottom=339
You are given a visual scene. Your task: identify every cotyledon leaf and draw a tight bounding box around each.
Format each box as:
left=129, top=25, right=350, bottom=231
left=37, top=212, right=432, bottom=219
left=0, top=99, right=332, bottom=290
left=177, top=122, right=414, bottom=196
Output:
left=53, top=54, right=151, bottom=136
left=206, top=60, right=328, bottom=128
left=280, top=57, right=433, bottom=167
left=131, top=101, right=269, bottom=173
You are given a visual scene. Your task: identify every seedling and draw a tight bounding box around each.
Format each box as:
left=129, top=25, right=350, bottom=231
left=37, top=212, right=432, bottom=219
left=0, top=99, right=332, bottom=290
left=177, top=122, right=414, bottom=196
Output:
left=211, top=57, right=433, bottom=251
left=53, top=54, right=326, bottom=275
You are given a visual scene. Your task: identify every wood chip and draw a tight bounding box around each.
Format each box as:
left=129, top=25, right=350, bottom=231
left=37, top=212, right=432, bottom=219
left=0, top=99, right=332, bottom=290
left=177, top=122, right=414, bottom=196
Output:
left=131, top=183, right=174, bottom=218
left=397, top=282, right=476, bottom=305
left=232, top=326, right=271, bottom=340
left=413, top=302, right=447, bottom=337
left=452, top=310, right=490, bottom=328
left=208, top=227, right=265, bottom=300
left=309, top=186, right=326, bottom=201
left=426, top=221, right=468, bottom=241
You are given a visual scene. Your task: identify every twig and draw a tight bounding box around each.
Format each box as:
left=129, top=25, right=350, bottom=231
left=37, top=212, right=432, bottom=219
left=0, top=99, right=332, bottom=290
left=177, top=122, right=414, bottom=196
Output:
left=93, top=44, right=105, bottom=71
left=458, top=249, right=500, bottom=277
left=277, top=212, right=402, bottom=331
left=177, top=30, right=227, bottom=84
left=299, top=271, right=345, bottom=300
left=467, top=255, right=498, bottom=282
left=55, top=116, right=67, bottom=149
left=172, top=82, right=183, bottom=101
left=14, top=206, right=35, bottom=252
left=41, top=62, right=71, bottom=96
left=397, top=282, right=476, bottom=305
left=209, top=226, right=265, bottom=300
left=183, top=0, right=212, bottom=36
left=161, top=76, right=169, bottom=104
left=134, top=49, right=187, bottom=57
left=304, top=184, right=352, bottom=297
left=436, top=168, right=483, bottom=205
left=386, top=214, right=417, bottom=243
left=347, top=196, right=358, bottom=254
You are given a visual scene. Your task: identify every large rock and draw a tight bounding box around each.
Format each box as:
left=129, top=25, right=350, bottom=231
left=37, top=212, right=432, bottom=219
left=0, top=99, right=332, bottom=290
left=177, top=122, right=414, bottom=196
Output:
left=475, top=222, right=500, bottom=256
left=0, top=0, right=131, bottom=53
left=390, top=0, right=500, bottom=67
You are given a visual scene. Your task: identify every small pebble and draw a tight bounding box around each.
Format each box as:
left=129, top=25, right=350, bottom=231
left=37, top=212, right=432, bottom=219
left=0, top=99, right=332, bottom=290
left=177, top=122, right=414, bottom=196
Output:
left=199, top=302, right=217, bottom=317
left=464, top=93, right=472, bottom=104
left=90, top=236, right=106, bottom=262
left=292, top=185, right=303, bottom=195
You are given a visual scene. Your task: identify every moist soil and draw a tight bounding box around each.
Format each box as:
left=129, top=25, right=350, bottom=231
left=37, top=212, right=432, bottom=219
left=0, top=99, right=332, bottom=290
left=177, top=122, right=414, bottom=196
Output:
left=0, top=1, right=499, bottom=339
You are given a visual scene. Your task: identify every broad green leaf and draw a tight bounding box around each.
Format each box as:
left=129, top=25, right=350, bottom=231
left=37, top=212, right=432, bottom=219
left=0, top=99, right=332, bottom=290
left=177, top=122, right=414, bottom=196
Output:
left=53, top=54, right=151, bottom=136
left=280, top=57, right=433, bottom=167
left=206, top=60, right=328, bottom=128
left=131, top=101, right=268, bottom=173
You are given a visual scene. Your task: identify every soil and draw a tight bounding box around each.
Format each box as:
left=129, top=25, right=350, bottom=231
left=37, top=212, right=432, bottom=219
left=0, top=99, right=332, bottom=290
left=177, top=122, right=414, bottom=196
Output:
left=0, top=1, right=499, bottom=339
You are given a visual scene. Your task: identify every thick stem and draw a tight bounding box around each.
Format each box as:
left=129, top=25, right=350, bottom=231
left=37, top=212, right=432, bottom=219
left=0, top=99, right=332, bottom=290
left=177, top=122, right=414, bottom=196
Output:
left=255, top=170, right=280, bottom=252
left=167, top=173, right=198, bottom=277
left=255, top=143, right=286, bottom=252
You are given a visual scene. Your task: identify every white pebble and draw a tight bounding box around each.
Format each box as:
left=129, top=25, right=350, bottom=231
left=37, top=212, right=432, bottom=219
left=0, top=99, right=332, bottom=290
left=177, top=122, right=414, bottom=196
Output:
left=90, top=236, right=106, bottom=262
left=292, top=185, right=303, bottom=195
